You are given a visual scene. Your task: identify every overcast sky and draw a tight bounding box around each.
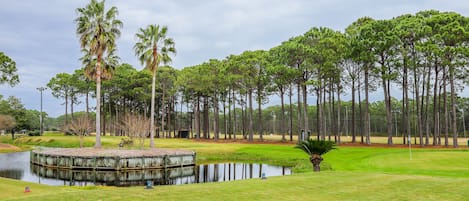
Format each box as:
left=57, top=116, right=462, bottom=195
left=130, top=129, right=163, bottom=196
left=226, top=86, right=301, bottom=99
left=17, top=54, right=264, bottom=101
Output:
left=0, top=0, right=468, bottom=117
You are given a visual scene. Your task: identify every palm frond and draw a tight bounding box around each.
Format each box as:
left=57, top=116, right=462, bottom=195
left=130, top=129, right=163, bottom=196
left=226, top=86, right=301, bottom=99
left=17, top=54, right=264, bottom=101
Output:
left=295, top=139, right=336, bottom=155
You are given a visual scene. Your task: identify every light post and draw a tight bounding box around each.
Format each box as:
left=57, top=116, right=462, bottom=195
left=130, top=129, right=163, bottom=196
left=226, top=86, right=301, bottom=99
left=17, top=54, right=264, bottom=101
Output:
left=393, top=110, right=399, bottom=137
left=461, top=108, right=466, bottom=138
left=37, top=87, right=46, bottom=135
left=271, top=111, right=276, bottom=135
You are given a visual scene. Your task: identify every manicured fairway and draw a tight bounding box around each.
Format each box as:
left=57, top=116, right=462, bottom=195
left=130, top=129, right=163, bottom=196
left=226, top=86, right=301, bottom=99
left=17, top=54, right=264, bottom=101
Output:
left=1, top=135, right=469, bottom=200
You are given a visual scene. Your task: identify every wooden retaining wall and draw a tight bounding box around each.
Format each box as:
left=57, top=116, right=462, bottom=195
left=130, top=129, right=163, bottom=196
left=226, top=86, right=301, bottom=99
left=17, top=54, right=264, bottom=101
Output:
left=31, top=164, right=195, bottom=186
left=30, top=149, right=196, bottom=171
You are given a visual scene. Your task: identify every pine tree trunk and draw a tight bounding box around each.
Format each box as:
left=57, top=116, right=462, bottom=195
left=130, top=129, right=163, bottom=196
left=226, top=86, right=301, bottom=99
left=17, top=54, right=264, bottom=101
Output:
left=302, top=80, right=309, bottom=141
left=365, top=66, right=370, bottom=145
left=204, top=97, right=210, bottom=139
left=233, top=90, right=237, bottom=140
left=443, top=67, right=449, bottom=146
left=433, top=61, right=440, bottom=145
left=257, top=91, right=263, bottom=141
left=337, top=82, right=341, bottom=144
left=195, top=96, right=200, bottom=139
left=351, top=78, right=356, bottom=143
left=450, top=65, right=458, bottom=148
left=280, top=88, right=286, bottom=141
left=214, top=93, right=219, bottom=141
left=248, top=90, right=254, bottom=142
left=289, top=85, right=293, bottom=141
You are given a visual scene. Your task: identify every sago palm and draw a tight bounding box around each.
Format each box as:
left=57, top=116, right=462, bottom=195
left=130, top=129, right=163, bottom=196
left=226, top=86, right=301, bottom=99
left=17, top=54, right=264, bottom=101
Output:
left=134, top=25, right=176, bottom=148
left=75, top=0, right=122, bottom=148
left=295, top=139, right=335, bottom=172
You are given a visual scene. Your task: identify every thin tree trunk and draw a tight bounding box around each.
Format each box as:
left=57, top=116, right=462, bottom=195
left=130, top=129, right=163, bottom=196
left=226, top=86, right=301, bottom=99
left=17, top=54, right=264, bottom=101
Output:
left=297, top=80, right=302, bottom=140
left=280, top=89, right=286, bottom=141
left=65, top=92, right=69, bottom=125
left=358, top=72, right=363, bottom=143
left=414, top=63, right=423, bottom=146
left=223, top=93, right=227, bottom=139
left=161, top=83, right=166, bottom=138
left=257, top=91, right=263, bottom=141
left=195, top=96, right=200, bottom=139
left=443, top=67, right=449, bottom=146
left=316, top=89, right=320, bottom=140
left=424, top=63, right=431, bottom=146
left=289, top=85, right=293, bottom=141
left=248, top=90, right=254, bottom=142
left=365, top=66, right=370, bottom=145
left=302, top=80, right=309, bottom=141
left=214, top=93, right=219, bottom=141
left=71, top=95, right=74, bottom=122
left=450, top=65, right=458, bottom=148
left=337, top=82, right=341, bottom=144
left=351, top=78, right=356, bottom=143
left=204, top=96, right=210, bottom=139
left=433, top=60, right=440, bottom=145
left=233, top=90, right=237, bottom=140
left=228, top=88, right=232, bottom=139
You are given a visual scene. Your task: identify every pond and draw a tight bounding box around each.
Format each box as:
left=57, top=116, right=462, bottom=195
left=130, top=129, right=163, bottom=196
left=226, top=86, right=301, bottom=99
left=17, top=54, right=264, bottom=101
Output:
left=0, top=151, right=291, bottom=187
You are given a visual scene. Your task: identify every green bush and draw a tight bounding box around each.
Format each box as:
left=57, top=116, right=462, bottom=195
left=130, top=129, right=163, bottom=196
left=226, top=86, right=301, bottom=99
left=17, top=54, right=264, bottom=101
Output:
left=27, top=130, right=41, bottom=136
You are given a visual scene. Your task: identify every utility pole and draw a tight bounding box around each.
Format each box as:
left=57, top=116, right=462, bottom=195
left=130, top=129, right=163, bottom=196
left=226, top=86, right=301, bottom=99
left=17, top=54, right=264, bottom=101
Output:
left=462, top=109, right=466, bottom=138
left=37, top=87, right=46, bottom=135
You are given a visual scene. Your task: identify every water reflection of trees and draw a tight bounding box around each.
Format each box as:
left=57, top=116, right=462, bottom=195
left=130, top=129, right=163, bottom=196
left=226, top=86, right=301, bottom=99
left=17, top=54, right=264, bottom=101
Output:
left=0, top=169, right=24, bottom=179
left=29, top=163, right=290, bottom=187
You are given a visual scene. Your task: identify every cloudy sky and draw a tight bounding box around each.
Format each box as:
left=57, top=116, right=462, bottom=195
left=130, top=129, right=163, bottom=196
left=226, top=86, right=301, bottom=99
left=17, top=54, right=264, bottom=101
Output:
left=1, top=0, right=468, bottom=117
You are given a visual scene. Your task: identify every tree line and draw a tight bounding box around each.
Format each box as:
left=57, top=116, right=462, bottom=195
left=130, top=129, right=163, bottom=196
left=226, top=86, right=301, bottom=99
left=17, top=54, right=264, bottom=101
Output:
left=47, top=1, right=469, bottom=147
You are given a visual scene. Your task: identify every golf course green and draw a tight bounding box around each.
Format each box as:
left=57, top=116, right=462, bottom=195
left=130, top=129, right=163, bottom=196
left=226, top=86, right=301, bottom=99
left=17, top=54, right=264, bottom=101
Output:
left=1, top=134, right=468, bottom=201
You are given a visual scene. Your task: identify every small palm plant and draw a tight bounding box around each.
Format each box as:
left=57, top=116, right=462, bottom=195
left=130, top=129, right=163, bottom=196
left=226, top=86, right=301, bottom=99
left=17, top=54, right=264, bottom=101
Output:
left=295, top=139, right=336, bottom=172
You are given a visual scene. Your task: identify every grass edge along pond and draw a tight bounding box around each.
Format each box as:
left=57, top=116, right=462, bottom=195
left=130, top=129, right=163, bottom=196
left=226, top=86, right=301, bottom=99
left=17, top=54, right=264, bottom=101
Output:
left=1, top=135, right=469, bottom=200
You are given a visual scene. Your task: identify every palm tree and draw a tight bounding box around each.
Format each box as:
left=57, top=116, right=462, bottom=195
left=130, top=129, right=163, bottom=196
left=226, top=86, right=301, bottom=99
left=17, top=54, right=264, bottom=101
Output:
left=295, top=139, right=335, bottom=172
left=75, top=0, right=122, bottom=148
left=134, top=25, right=176, bottom=148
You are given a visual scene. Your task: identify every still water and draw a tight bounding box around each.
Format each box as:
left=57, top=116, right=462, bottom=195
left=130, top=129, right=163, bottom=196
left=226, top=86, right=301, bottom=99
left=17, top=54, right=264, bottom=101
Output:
left=0, top=151, right=291, bottom=187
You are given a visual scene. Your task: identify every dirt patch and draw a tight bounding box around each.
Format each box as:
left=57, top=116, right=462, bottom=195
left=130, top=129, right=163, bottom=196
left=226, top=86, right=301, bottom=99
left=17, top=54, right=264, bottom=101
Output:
left=191, top=138, right=297, bottom=145
left=0, top=143, right=21, bottom=151
left=190, top=139, right=466, bottom=149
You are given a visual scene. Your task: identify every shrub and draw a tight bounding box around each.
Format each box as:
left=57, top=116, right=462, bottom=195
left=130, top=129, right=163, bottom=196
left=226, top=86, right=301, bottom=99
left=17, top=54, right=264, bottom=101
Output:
left=27, top=130, right=41, bottom=136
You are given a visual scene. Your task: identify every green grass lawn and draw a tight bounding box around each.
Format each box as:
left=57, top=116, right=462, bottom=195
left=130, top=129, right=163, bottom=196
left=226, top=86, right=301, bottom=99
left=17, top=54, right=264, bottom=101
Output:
left=1, top=134, right=469, bottom=200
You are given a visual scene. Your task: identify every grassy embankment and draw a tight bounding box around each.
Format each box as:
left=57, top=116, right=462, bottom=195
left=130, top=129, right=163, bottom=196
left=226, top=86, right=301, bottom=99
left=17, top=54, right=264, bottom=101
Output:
left=1, top=133, right=469, bottom=200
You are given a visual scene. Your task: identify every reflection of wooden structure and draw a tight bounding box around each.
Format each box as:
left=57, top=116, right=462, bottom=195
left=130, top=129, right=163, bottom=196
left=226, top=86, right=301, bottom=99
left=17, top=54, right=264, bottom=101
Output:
left=30, top=148, right=196, bottom=171
left=31, top=164, right=195, bottom=186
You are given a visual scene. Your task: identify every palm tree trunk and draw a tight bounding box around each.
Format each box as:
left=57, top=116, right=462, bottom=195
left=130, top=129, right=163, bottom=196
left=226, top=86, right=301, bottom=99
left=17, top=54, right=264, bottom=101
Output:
left=149, top=69, right=156, bottom=146
left=310, top=154, right=323, bottom=172
left=95, top=58, right=102, bottom=148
